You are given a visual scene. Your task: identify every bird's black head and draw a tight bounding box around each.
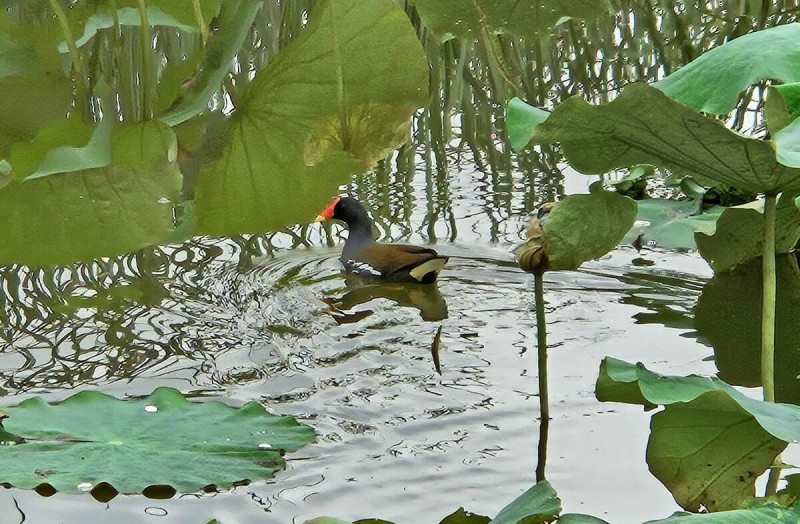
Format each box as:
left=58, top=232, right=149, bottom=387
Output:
left=316, top=196, right=371, bottom=231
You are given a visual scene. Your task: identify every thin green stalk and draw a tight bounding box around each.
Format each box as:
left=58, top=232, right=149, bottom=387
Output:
left=535, top=272, right=549, bottom=482
left=191, top=0, right=210, bottom=45
left=762, top=193, right=777, bottom=404
left=136, top=0, right=153, bottom=120
left=48, top=0, right=82, bottom=76
left=762, top=193, right=779, bottom=496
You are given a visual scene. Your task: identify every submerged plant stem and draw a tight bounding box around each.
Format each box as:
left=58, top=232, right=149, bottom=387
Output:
left=535, top=272, right=549, bottom=482
left=762, top=193, right=779, bottom=496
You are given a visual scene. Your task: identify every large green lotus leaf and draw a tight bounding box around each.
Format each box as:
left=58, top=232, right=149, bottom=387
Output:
left=194, top=0, right=428, bottom=235
left=695, top=194, right=800, bottom=272
left=775, top=114, right=800, bottom=169
left=623, top=198, right=724, bottom=250
left=407, top=0, right=610, bottom=41
left=0, top=121, right=182, bottom=267
left=595, top=359, right=800, bottom=511
left=648, top=391, right=785, bottom=512
left=507, top=84, right=800, bottom=194
left=765, top=83, right=800, bottom=135
left=489, top=481, right=560, bottom=524
left=8, top=114, right=112, bottom=181
left=645, top=503, right=800, bottom=523
left=596, top=358, right=800, bottom=442
left=653, top=24, right=800, bottom=115
left=695, top=255, right=800, bottom=404
left=519, top=184, right=636, bottom=273
left=160, top=0, right=264, bottom=126
left=0, top=387, right=314, bottom=494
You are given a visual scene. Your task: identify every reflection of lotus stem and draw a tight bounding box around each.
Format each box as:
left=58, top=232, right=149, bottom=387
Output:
left=762, top=193, right=779, bottom=496
left=535, top=272, right=549, bottom=482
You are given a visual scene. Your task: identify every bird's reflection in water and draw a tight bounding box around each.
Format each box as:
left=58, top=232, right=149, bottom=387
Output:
left=322, top=275, right=448, bottom=323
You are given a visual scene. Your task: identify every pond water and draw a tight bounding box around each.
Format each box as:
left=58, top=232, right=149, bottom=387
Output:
left=0, top=152, right=725, bottom=523
left=2, top=2, right=800, bottom=523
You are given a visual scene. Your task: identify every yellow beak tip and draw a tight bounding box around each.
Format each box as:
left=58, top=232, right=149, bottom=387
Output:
left=313, top=215, right=327, bottom=223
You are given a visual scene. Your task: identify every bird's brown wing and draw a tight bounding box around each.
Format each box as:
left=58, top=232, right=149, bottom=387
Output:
left=354, top=244, right=440, bottom=276
left=347, top=244, right=448, bottom=283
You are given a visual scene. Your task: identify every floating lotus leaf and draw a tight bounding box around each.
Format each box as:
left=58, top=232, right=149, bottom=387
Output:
left=507, top=84, right=800, bottom=194
left=695, top=194, right=800, bottom=272
left=0, top=387, right=314, bottom=494
left=518, top=184, right=636, bottom=274
left=194, top=0, right=428, bottom=235
left=644, top=502, right=800, bottom=524
left=654, top=24, right=800, bottom=115
left=595, top=358, right=800, bottom=511
left=623, top=198, right=724, bottom=250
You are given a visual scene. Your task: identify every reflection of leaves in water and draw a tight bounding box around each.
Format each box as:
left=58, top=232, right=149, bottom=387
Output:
left=0, top=238, right=322, bottom=394
left=695, top=254, right=800, bottom=404
left=613, top=270, right=706, bottom=332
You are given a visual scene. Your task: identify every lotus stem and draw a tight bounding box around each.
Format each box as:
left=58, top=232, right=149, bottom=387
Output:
left=48, top=0, right=82, bottom=77
left=191, top=0, right=210, bottom=45
left=136, top=0, right=153, bottom=120
left=761, top=193, right=777, bottom=404
left=762, top=193, right=779, bottom=496
left=535, top=272, right=549, bottom=482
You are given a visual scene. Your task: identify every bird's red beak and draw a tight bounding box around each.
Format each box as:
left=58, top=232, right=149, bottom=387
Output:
left=314, top=197, right=340, bottom=222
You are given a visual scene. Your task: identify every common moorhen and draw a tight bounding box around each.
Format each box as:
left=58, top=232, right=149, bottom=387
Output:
left=314, top=197, right=448, bottom=284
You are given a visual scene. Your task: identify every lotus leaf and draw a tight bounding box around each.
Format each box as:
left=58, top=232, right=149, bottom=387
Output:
left=644, top=502, right=800, bottom=523
left=507, top=84, right=800, bottom=194
left=624, top=198, right=724, bottom=250
left=595, top=358, right=800, bottom=511
left=194, top=0, right=428, bottom=236
left=775, top=116, right=800, bottom=169
left=439, top=508, right=491, bottom=524
left=0, top=387, right=314, bottom=494
left=9, top=113, right=112, bottom=181
left=0, top=121, right=181, bottom=267
left=765, top=83, right=800, bottom=135
left=654, top=24, right=800, bottom=115
left=695, top=194, right=800, bottom=272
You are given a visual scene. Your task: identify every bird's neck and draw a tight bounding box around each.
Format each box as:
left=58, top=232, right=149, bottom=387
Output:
left=342, top=220, right=374, bottom=259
